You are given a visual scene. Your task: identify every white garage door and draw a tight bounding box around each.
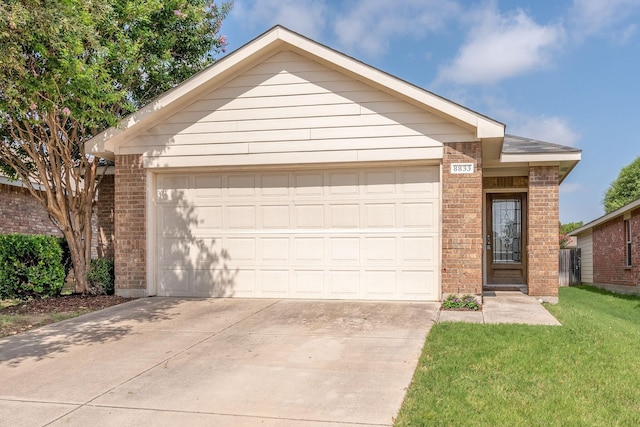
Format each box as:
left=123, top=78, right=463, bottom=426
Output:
left=155, top=165, right=440, bottom=300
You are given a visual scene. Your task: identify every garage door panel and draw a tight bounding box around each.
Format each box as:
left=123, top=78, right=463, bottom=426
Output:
left=293, top=271, right=324, bottom=297
left=261, top=238, right=290, bottom=261
left=364, top=271, right=397, bottom=297
left=226, top=237, right=256, bottom=261
left=330, top=238, right=360, bottom=262
left=294, top=238, right=324, bottom=262
left=195, top=206, right=223, bottom=230
left=364, top=203, right=396, bottom=227
left=194, top=176, right=222, bottom=199
left=401, top=169, right=438, bottom=195
left=227, top=175, right=256, bottom=197
left=260, top=173, right=289, bottom=196
left=262, top=205, right=290, bottom=228
left=227, top=206, right=256, bottom=229
left=401, top=270, right=437, bottom=299
left=232, top=270, right=256, bottom=296
left=329, top=271, right=360, bottom=298
left=260, top=270, right=290, bottom=296
left=193, top=269, right=235, bottom=297
left=364, top=170, right=396, bottom=194
left=156, top=165, right=440, bottom=300
left=295, top=204, right=324, bottom=228
left=159, top=238, right=192, bottom=265
left=156, top=175, right=190, bottom=204
left=328, top=171, right=359, bottom=195
left=294, top=172, right=323, bottom=195
left=160, top=268, right=190, bottom=296
left=159, top=206, right=195, bottom=237
left=330, top=204, right=359, bottom=228
left=402, top=202, right=436, bottom=228
left=365, top=237, right=396, bottom=262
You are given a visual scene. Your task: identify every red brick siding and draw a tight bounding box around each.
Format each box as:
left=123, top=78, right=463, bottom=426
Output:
left=527, top=166, right=559, bottom=297
left=114, top=155, right=147, bottom=294
left=441, top=142, right=483, bottom=295
left=92, top=175, right=115, bottom=258
left=592, top=208, right=640, bottom=286
left=0, top=183, right=61, bottom=236
left=483, top=176, right=529, bottom=189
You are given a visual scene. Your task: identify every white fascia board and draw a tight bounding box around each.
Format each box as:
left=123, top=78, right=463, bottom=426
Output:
left=500, top=152, right=582, bottom=163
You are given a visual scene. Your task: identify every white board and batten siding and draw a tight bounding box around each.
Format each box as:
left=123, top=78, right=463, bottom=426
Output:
left=576, top=230, right=594, bottom=283
left=155, top=166, right=440, bottom=301
left=116, top=51, right=475, bottom=167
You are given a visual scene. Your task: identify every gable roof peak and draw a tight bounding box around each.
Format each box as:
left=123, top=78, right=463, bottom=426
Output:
left=86, top=24, right=504, bottom=160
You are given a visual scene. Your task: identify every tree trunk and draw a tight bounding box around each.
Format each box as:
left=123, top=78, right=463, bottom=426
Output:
left=64, top=228, right=89, bottom=294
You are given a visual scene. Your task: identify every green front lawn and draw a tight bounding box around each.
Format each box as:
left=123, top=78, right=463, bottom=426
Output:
left=396, top=286, right=640, bottom=426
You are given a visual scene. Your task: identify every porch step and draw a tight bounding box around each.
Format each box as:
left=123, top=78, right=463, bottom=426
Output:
left=484, top=284, right=528, bottom=293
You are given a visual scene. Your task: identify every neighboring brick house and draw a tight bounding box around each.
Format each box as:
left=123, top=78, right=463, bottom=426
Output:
left=84, top=26, right=580, bottom=302
left=571, top=198, right=640, bottom=294
left=0, top=174, right=115, bottom=259
left=0, top=177, right=61, bottom=237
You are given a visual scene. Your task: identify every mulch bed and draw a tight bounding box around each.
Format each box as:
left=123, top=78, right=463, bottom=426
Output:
left=0, top=294, right=132, bottom=316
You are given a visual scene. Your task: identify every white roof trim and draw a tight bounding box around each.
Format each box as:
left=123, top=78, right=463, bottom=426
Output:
left=501, top=152, right=582, bottom=163
left=85, top=26, right=504, bottom=160
left=570, top=198, right=640, bottom=236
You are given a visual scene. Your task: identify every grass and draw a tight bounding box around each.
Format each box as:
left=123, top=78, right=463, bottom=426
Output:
left=0, top=307, right=84, bottom=338
left=0, top=297, right=86, bottom=338
left=395, top=286, right=640, bottom=426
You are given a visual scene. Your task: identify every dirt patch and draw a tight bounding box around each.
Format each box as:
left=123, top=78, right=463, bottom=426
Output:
left=0, top=295, right=132, bottom=338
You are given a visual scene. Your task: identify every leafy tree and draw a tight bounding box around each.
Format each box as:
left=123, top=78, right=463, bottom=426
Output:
left=0, top=0, right=231, bottom=293
left=559, top=221, right=583, bottom=249
left=560, top=221, right=583, bottom=235
left=603, top=156, right=640, bottom=213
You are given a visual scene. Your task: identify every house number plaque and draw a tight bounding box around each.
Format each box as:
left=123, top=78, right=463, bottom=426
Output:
left=450, top=163, right=474, bottom=174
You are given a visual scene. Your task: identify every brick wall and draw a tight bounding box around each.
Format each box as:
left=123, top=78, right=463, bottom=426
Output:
left=92, top=175, right=115, bottom=258
left=0, top=183, right=61, bottom=236
left=527, top=166, right=559, bottom=299
left=114, top=154, right=147, bottom=297
left=441, top=142, right=483, bottom=296
left=593, top=208, right=640, bottom=286
left=483, top=176, right=528, bottom=189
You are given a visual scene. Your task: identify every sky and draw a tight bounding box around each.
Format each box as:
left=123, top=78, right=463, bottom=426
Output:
left=218, top=0, right=640, bottom=225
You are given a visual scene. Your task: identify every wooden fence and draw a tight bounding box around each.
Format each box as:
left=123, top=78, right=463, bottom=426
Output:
left=559, top=248, right=581, bottom=287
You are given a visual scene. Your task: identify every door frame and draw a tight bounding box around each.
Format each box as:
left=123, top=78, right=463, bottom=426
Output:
left=482, top=188, right=528, bottom=288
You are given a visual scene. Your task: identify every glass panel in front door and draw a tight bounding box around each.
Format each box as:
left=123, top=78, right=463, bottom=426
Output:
left=492, top=198, right=522, bottom=263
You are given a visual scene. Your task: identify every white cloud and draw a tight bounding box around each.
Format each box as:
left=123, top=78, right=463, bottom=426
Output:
left=571, top=0, right=640, bottom=41
left=333, top=0, right=460, bottom=57
left=510, top=115, right=581, bottom=147
left=436, top=5, right=564, bottom=85
left=231, top=0, right=329, bottom=40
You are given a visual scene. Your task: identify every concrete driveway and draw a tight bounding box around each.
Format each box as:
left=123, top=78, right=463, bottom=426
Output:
left=0, top=298, right=438, bottom=426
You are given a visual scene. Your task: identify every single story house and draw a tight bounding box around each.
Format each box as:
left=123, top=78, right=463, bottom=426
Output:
left=570, top=198, right=640, bottom=294
left=0, top=176, right=61, bottom=237
left=85, top=26, right=581, bottom=302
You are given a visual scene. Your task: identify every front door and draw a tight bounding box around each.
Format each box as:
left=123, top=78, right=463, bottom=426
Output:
left=486, top=193, right=527, bottom=285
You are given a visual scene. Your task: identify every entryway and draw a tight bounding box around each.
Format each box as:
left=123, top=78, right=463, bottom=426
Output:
left=485, top=192, right=528, bottom=291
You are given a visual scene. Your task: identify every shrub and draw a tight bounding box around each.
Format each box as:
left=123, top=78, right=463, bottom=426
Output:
left=442, top=294, right=480, bottom=311
left=0, top=234, right=65, bottom=300
left=86, top=258, right=115, bottom=295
